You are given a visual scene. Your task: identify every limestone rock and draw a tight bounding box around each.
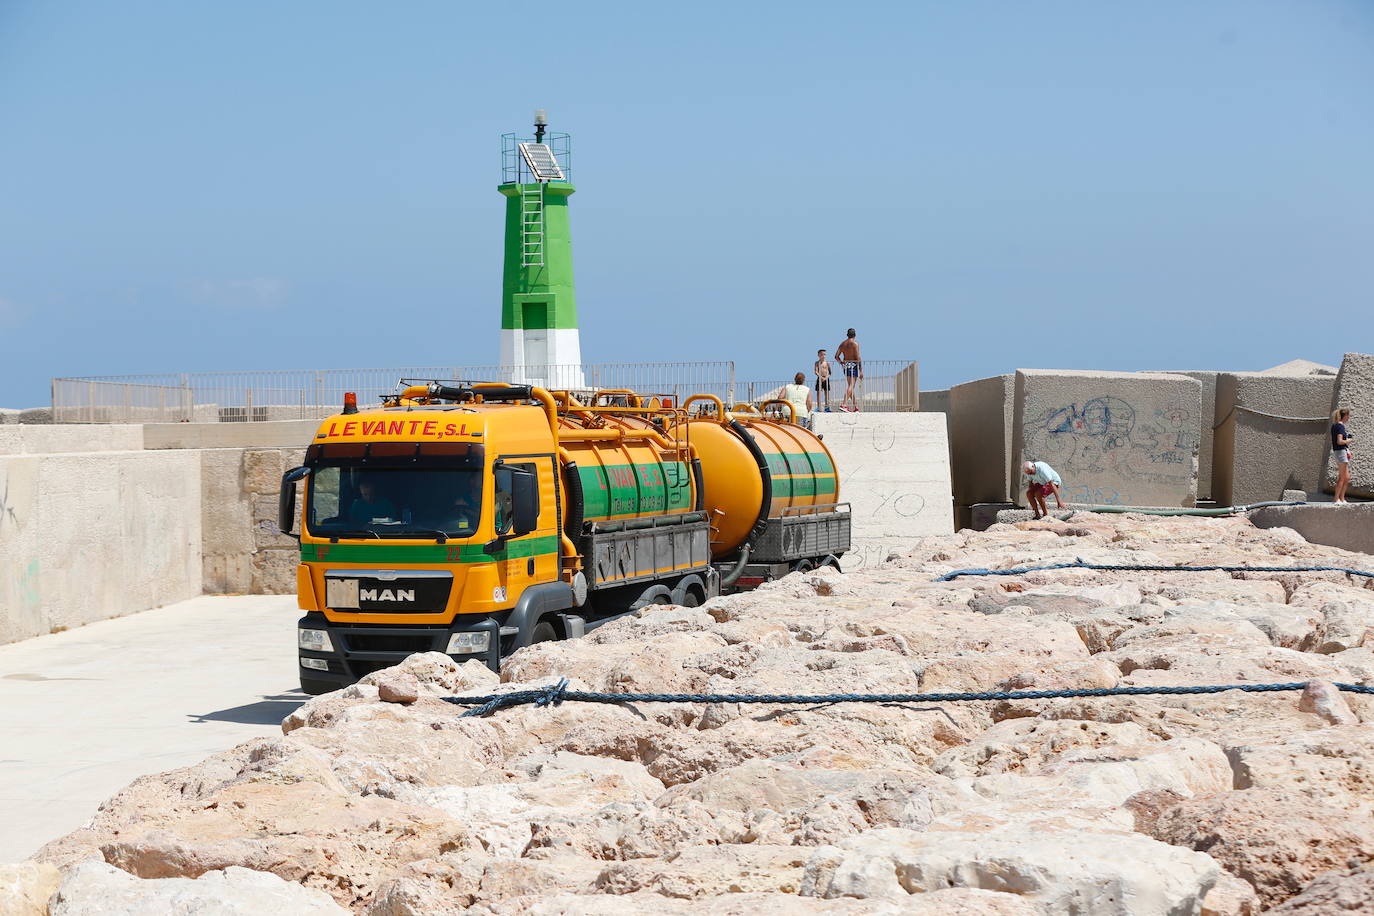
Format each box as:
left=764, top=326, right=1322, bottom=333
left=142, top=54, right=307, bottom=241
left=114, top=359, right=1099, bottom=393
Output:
left=35, top=513, right=1374, bottom=912
left=1298, top=679, right=1359, bottom=725
left=50, top=860, right=346, bottom=915
left=1147, top=788, right=1374, bottom=907
left=1311, top=601, right=1374, bottom=654
left=801, top=826, right=1218, bottom=914
left=1202, top=872, right=1261, bottom=916
left=0, top=861, right=61, bottom=916
left=374, top=671, right=420, bottom=704
left=1267, top=864, right=1374, bottom=914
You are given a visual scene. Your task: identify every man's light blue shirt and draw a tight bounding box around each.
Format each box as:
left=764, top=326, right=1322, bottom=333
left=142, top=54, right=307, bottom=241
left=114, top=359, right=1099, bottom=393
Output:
left=1029, top=461, right=1061, bottom=486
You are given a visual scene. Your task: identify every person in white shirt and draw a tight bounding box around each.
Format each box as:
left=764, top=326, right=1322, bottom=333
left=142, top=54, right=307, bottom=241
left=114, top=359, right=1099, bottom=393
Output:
left=1023, top=460, right=1066, bottom=519
left=782, top=372, right=814, bottom=427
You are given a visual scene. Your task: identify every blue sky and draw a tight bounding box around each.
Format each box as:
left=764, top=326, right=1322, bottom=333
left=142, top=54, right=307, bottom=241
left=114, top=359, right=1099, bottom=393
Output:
left=2, top=0, right=1372, bottom=408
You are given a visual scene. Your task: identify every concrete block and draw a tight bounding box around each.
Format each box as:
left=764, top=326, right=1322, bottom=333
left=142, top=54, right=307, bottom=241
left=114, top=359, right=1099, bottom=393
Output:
left=1213, top=372, right=1335, bottom=505
left=17, top=407, right=52, bottom=424
left=199, top=449, right=254, bottom=559
left=242, top=449, right=286, bottom=494
left=967, top=502, right=1016, bottom=531
left=0, top=450, right=201, bottom=644
left=894, top=363, right=919, bottom=411
left=949, top=374, right=1016, bottom=507
left=811, top=412, right=954, bottom=571
left=995, top=508, right=1076, bottom=525
left=0, top=424, right=144, bottom=456
left=1157, top=371, right=1219, bottom=500
left=1013, top=370, right=1201, bottom=508
left=143, top=419, right=320, bottom=450
left=251, top=549, right=300, bottom=595
left=918, top=388, right=949, bottom=415
left=1248, top=503, right=1374, bottom=557
left=203, top=555, right=253, bottom=594
left=1329, top=353, right=1374, bottom=499
left=251, top=493, right=297, bottom=549
left=1262, top=359, right=1339, bottom=376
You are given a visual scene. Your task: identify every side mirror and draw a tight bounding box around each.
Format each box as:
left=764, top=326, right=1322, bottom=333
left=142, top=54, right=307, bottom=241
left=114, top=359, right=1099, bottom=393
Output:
left=510, top=466, right=539, bottom=536
left=279, top=466, right=312, bottom=536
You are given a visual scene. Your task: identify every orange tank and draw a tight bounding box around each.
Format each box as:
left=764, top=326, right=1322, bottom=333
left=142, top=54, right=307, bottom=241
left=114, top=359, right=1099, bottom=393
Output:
left=669, top=396, right=840, bottom=559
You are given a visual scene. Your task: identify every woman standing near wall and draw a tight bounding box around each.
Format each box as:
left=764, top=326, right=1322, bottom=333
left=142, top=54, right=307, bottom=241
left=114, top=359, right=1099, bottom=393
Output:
left=1331, top=408, right=1354, bottom=503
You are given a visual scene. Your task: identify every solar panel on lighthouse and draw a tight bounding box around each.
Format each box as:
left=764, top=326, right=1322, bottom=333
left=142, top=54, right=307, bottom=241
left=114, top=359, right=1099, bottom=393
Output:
left=518, top=142, right=565, bottom=181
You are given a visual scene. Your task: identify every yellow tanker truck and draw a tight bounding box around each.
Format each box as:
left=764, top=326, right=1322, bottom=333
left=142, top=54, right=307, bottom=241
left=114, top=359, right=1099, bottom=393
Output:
left=281, top=383, right=849, bottom=694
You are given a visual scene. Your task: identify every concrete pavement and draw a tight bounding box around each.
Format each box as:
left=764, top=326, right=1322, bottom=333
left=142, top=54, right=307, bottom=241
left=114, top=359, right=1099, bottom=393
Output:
left=0, top=595, right=302, bottom=862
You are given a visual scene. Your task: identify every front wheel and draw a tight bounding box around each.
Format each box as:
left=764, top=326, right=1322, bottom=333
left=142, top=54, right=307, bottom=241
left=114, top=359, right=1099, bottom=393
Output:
left=529, top=621, right=559, bottom=645
left=300, top=676, right=338, bottom=696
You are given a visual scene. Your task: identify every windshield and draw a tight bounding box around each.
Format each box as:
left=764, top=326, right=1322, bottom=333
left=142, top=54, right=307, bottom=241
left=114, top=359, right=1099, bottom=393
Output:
left=307, top=465, right=483, bottom=539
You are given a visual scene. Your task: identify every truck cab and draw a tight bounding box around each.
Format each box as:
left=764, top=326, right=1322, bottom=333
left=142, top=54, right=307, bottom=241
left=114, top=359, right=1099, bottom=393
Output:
left=287, top=392, right=571, bottom=694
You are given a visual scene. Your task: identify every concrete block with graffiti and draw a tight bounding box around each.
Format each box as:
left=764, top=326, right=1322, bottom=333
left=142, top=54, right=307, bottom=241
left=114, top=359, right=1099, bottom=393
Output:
left=1013, top=370, right=1202, bottom=508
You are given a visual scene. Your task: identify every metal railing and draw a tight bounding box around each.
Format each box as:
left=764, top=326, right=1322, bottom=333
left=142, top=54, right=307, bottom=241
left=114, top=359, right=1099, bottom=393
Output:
left=52, top=360, right=919, bottom=424
left=740, top=360, right=919, bottom=412
left=50, top=362, right=739, bottom=424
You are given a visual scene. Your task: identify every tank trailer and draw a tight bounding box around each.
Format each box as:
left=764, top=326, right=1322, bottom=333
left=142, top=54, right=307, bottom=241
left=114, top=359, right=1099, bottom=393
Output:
left=282, top=383, right=850, bottom=694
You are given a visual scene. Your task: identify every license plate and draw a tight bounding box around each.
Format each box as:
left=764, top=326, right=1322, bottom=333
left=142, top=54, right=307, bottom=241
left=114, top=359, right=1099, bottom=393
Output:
left=326, top=578, right=359, bottom=609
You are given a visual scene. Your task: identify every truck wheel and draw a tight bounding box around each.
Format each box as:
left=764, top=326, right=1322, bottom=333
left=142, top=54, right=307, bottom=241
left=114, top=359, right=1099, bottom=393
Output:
left=791, top=559, right=814, bottom=574
left=530, top=621, right=559, bottom=645
left=679, top=589, right=701, bottom=608
left=300, top=676, right=337, bottom=696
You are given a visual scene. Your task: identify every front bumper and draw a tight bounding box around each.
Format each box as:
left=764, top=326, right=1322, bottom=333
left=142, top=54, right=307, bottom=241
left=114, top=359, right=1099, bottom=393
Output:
left=297, top=612, right=503, bottom=687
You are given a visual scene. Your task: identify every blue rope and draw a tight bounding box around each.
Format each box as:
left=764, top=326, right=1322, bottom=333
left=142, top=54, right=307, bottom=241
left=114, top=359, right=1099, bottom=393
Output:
left=439, top=560, right=1374, bottom=718
left=936, top=558, right=1374, bottom=582
left=444, top=680, right=1374, bottom=718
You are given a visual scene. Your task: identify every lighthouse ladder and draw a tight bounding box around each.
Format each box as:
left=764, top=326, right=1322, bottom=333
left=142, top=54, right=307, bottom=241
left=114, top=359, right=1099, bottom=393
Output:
left=520, top=183, right=545, bottom=267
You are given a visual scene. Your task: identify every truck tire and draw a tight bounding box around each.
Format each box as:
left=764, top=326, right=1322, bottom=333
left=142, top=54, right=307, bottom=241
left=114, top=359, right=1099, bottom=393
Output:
left=671, top=575, right=706, bottom=608
left=530, top=620, right=559, bottom=644
left=300, top=676, right=337, bottom=696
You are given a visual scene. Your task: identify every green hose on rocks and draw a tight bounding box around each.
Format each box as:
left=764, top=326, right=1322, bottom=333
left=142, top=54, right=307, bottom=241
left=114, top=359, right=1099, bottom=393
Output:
left=1074, top=500, right=1304, bottom=517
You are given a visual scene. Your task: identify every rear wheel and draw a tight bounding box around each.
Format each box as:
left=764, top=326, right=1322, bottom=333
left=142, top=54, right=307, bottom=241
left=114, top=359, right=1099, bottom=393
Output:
left=791, top=559, right=815, bottom=574
left=680, top=589, right=702, bottom=608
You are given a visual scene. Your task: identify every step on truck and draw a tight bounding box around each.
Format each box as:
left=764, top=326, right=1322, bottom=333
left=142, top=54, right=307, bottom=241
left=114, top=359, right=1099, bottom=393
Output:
left=282, top=383, right=849, bottom=694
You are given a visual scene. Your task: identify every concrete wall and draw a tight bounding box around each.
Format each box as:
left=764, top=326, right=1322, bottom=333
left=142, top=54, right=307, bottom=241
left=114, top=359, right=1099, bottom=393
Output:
left=1157, top=371, right=1219, bottom=501
left=949, top=374, right=1016, bottom=514
left=0, top=450, right=202, bottom=645
left=894, top=363, right=919, bottom=411
left=1249, top=504, right=1374, bottom=557
left=1012, top=370, right=1201, bottom=508
left=918, top=388, right=950, bottom=415
left=0, top=425, right=144, bottom=455
left=144, top=420, right=319, bottom=450
left=811, top=412, right=953, bottom=571
left=1328, top=353, right=1374, bottom=499
left=1213, top=372, right=1335, bottom=506
left=201, top=447, right=306, bottom=595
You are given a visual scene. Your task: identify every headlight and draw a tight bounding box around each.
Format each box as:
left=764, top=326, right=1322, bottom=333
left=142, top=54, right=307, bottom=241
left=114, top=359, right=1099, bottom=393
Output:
left=301, top=657, right=329, bottom=671
left=446, top=631, right=491, bottom=654
left=298, top=628, right=333, bottom=652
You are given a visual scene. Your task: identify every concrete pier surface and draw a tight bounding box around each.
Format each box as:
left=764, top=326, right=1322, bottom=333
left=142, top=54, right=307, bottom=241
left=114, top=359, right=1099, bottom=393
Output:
left=0, top=595, right=301, bottom=862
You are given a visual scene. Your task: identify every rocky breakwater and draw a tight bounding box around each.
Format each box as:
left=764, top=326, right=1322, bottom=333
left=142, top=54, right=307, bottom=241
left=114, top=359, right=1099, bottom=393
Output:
left=16, top=514, right=1374, bottom=914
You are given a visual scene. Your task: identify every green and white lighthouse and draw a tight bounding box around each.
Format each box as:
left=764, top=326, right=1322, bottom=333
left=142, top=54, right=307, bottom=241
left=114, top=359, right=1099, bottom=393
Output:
left=498, top=110, right=583, bottom=388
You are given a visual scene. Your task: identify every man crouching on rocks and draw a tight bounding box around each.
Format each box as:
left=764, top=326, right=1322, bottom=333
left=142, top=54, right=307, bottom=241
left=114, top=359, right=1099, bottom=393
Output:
left=1024, top=460, right=1067, bottom=519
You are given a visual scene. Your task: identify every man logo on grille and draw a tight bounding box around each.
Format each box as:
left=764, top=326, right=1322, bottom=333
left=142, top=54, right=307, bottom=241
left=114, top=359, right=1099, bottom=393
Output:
left=360, top=588, right=415, bottom=602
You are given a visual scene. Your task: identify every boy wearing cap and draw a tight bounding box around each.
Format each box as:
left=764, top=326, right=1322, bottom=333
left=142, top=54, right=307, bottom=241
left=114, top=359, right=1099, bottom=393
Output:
left=1024, top=460, right=1065, bottom=519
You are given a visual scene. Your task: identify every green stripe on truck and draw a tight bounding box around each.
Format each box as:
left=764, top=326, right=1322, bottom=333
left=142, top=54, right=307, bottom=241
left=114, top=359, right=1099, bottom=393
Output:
left=301, top=534, right=561, bottom=564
